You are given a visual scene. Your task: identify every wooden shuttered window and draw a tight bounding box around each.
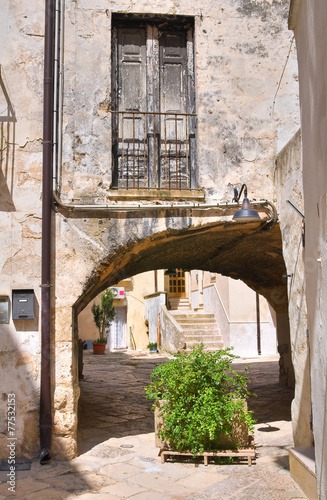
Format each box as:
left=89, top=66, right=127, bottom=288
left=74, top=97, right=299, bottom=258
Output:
left=112, top=18, right=197, bottom=190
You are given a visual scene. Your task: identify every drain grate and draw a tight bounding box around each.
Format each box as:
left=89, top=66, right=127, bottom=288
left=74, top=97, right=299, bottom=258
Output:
left=257, top=426, right=280, bottom=432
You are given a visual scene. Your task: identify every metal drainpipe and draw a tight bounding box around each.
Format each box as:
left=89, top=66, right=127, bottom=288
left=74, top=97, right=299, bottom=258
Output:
left=40, top=0, right=55, bottom=465
left=256, top=292, right=262, bottom=356
left=52, top=190, right=277, bottom=224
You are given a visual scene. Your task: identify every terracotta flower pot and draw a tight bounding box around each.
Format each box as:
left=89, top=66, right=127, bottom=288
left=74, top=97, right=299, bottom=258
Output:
left=92, top=342, right=107, bottom=354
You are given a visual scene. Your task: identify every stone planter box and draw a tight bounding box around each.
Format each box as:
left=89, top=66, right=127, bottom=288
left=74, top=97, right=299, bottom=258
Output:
left=154, top=399, right=250, bottom=450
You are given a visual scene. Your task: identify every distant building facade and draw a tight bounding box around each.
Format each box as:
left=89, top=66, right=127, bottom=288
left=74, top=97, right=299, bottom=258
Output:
left=79, top=270, right=277, bottom=357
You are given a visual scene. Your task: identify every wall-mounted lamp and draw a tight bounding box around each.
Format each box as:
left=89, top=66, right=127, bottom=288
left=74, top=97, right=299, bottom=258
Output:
left=164, top=268, right=177, bottom=277
left=232, top=184, right=261, bottom=222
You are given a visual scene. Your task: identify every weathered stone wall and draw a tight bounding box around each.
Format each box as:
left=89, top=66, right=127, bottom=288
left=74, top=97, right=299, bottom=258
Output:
left=0, top=2, right=44, bottom=458
left=276, top=129, right=312, bottom=447
left=203, top=280, right=278, bottom=357
left=290, top=0, right=327, bottom=495
left=0, top=0, right=300, bottom=460
left=61, top=0, right=299, bottom=204
left=160, top=305, right=185, bottom=351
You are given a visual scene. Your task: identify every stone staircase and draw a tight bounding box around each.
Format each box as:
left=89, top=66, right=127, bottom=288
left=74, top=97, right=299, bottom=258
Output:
left=170, top=311, right=224, bottom=351
left=169, top=297, right=190, bottom=310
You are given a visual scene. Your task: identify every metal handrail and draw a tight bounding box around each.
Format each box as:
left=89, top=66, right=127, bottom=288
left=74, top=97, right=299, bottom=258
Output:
left=111, top=110, right=197, bottom=116
left=112, top=109, right=197, bottom=190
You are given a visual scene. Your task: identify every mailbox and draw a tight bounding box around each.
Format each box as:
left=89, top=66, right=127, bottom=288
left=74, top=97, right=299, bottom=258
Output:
left=12, top=289, right=35, bottom=320
left=0, top=296, right=9, bottom=324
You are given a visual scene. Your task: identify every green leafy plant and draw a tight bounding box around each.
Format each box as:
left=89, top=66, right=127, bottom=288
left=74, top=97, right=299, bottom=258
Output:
left=145, top=344, right=255, bottom=455
left=147, top=342, right=158, bottom=350
left=91, top=289, right=116, bottom=343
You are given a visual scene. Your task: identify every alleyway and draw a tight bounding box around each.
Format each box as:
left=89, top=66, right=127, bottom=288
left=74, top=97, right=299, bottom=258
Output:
left=0, top=350, right=307, bottom=499
left=77, top=350, right=170, bottom=454
left=77, top=350, right=294, bottom=455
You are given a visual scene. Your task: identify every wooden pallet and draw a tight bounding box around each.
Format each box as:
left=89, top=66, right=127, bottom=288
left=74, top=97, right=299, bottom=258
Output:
left=160, top=446, right=256, bottom=467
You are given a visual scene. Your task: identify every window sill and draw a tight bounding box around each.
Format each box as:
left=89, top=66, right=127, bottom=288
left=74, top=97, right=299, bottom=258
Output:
left=107, top=188, right=205, bottom=202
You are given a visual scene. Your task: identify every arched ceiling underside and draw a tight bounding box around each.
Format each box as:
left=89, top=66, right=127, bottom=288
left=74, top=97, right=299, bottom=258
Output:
left=75, top=219, right=288, bottom=314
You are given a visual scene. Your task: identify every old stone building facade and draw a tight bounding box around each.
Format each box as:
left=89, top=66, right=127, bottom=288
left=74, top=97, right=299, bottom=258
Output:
left=288, top=1, right=327, bottom=497
left=2, top=0, right=315, bottom=485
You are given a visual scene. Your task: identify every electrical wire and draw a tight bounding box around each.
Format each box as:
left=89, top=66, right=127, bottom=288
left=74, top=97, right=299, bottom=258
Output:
left=272, top=35, right=295, bottom=115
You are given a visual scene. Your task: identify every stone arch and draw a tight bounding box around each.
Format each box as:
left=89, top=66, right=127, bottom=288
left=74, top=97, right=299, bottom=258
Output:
left=74, top=218, right=288, bottom=316
left=55, top=212, right=293, bottom=459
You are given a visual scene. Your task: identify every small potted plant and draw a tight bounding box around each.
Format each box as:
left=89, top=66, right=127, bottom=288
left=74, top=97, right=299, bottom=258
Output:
left=91, top=289, right=115, bottom=354
left=147, top=342, right=158, bottom=353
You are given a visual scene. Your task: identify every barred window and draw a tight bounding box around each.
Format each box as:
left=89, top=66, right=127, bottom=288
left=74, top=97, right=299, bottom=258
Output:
left=112, top=16, right=197, bottom=190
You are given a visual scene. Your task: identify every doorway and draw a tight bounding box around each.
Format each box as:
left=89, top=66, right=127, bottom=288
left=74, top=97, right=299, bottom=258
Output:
left=109, top=306, right=127, bottom=349
left=169, top=268, right=186, bottom=297
left=112, top=16, right=196, bottom=189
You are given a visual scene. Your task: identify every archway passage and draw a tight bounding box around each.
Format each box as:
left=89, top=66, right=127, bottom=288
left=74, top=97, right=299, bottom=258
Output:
left=75, top=220, right=288, bottom=316
left=75, top=219, right=295, bottom=467
left=78, top=350, right=294, bottom=473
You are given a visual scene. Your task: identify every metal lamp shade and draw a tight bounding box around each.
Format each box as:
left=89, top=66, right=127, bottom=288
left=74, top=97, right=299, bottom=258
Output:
left=233, top=198, right=261, bottom=222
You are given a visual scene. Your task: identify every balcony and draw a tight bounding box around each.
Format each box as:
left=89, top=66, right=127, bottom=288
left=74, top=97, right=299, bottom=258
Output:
left=112, top=110, right=198, bottom=192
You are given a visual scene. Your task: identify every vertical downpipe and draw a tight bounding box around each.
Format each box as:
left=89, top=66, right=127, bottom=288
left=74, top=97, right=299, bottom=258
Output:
left=40, top=0, right=55, bottom=465
left=256, top=292, right=262, bottom=356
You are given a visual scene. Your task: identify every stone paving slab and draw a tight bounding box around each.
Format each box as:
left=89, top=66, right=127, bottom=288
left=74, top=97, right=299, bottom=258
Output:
left=70, top=494, right=119, bottom=500
left=130, top=492, right=174, bottom=500
left=98, top=480, right=147, bottom=497
left=128, top=470, right=200, bottom=496
left=98, top=462, right=142, bottom=480
left=175, top=470, right=229, bottom=489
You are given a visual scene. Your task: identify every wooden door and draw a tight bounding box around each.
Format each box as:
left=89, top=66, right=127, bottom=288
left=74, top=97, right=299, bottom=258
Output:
left=114, top=27, right=148, bottom=188
left=169, top=269, right=186, bottom=297
left=109, top=306, right=127, bottom=349
left=159, top=30, right=189, bottom=188
left=112, top=20, right=196, bottom=189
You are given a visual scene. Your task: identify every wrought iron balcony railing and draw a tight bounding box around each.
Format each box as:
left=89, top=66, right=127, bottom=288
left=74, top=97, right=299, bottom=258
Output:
left=111, top=110, right=197, bottom=190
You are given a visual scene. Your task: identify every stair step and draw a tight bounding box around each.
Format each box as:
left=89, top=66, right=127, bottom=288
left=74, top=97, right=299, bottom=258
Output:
left=289, top=448, right=317, bottom=500
left=184, top=334, right=223, bottom=342
left=183, top=330, right=220, bottom=337
left=169, top=309, right=224, bottom=351
left=178, top=319, right=216, bottom=324
left=171, top=313, right=215, bottom=320
left=180, top=323, right=218, bottom=329
left=170, top=297, right=189, bottom=301
left=185, top=341, right=224, bottom=349
left=169, top=298, right=189, bottom=303
left=169, top=298, right=191, bottom=311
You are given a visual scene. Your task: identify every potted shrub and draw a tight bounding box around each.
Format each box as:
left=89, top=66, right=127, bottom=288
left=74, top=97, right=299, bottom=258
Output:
left=145, top=344, right=255, bottom=456
left=147, top=342, right=158, bottom=353
left=91, top=289, right=115, bottom=354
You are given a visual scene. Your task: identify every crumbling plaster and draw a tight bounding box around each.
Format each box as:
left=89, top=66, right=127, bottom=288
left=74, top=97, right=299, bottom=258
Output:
left=276, top=129, right=312, bottom=447
left=61, top=0, right=299, bottom=203
left=0, top=2, right=44, bottom=459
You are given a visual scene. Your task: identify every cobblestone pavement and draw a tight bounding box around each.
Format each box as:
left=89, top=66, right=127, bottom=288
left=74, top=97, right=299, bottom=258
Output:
left=0, top=350, right=308, bottom=499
